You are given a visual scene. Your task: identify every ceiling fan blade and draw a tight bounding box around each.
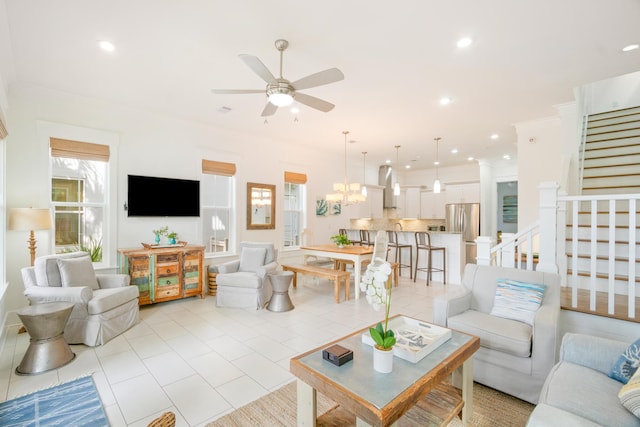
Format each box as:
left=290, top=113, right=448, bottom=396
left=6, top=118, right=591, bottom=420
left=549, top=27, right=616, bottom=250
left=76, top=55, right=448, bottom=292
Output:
left=239, top=54, right=277, bottom=84
left=261, top=102, right=278, bottom=117
left=294, top=92, right=335, bottom=112
left=211, top=89, right=264, bottom=94
left=291, top=68, right=344, bottom=90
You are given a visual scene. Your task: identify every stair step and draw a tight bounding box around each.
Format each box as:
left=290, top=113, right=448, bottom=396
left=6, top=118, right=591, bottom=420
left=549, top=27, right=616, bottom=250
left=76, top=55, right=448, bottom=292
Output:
left=584, top=145, right=640, bottom=159
left=561, top=287, right=640, bottom=322
left=565, top=253, right=638, bottom=263
left=566, top=269, right=640, bottom=283
left=581, top=176, right=640, bottom=189
left=566, top=237, right=640, bottom=245
left=585, top=136, right=640, bottom=151
left=582, top=187, right=640, bottom=196
left=587, top=122, right=640, bottom=137
left=589, top=106, right=640, bottom=121
left=583, top=164, right=640, bottom=176
left=585, top=127, right=640, bottom=143
left=566, top=223, right=639, bottom=229
left=587, top=112, right=640, bottom=129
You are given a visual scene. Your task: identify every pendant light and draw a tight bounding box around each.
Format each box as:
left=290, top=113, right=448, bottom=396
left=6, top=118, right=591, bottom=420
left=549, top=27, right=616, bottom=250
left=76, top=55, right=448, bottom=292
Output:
left=361, top=151, right=368, bottom=197
left=326, top=131, right=366, bottom=205
left=393, top=145, right=401, bottom=196
left=433, top=137, right=442, bottom=194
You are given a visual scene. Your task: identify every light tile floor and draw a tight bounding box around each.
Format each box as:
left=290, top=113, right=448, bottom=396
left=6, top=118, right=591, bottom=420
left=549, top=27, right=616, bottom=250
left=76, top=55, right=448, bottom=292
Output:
left=0, top=274, right=456, bottom=427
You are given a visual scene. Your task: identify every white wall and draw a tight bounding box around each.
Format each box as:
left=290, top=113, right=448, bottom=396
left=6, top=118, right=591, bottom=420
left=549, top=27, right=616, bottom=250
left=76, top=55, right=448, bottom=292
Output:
left=3, top=83, right=354, bottom=317
left=578, top=70, right=640, bottom=116
left=400, top=163, right=480, bottom=189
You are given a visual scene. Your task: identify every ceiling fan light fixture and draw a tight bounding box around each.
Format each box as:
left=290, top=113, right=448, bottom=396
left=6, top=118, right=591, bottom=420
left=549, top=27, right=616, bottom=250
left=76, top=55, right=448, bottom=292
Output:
left=268, top=92, right=294, bottom=107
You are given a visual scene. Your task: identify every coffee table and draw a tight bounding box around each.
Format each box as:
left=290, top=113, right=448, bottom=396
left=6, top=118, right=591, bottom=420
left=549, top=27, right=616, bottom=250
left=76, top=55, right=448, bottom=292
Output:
left=290, top=316, right=480, bottom=426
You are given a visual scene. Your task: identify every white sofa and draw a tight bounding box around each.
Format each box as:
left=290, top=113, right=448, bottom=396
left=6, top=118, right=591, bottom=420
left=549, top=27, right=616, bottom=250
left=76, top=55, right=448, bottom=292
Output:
left=433, top=263, right=560, bottom=404
left=527, top=333, right=640, bottom=427
left=22, top=251, right=139, bottom=347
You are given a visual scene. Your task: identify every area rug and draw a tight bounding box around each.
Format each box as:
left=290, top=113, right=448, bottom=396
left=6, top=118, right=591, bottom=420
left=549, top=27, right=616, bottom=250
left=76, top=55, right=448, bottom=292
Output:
left=207, top=381, right=534, bottom=427
left=0, top=376, right=109, bottom=427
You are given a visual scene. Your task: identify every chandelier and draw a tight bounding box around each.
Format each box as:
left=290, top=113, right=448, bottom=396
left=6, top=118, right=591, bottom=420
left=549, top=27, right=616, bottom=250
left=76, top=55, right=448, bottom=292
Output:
left=326, top=131, right=366, bottom=205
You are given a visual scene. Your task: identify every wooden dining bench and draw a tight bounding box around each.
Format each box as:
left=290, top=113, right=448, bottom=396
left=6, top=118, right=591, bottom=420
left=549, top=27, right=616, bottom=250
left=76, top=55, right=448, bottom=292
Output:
left=281, top=264, right=351, bottom=303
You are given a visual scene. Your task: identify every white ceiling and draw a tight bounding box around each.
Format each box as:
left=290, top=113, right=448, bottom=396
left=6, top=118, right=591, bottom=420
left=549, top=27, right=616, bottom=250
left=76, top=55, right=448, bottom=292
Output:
left=1, top=0, right=639, bottom=171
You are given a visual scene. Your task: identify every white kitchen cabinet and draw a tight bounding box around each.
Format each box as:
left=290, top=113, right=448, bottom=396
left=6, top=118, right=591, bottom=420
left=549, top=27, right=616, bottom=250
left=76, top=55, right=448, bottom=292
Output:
left=444, top=182, right=480, bottom=204
left=420, top=191, right=445, bottom=219
left=356, top=186, right=384, bottom=218
left=403, top=187, right=421, bottom=218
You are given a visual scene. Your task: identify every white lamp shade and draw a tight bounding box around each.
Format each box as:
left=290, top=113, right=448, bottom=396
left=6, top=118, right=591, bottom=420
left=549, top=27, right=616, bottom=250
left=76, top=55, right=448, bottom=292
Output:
left=361, top=186, right=367, bottom=197
left=393, top=182, right=400, bottom=196
left=8, top=208, right=53, bottom=231
left=268, top=93, right=293, bottom=107
left=433, top=179, right=441, bottom=194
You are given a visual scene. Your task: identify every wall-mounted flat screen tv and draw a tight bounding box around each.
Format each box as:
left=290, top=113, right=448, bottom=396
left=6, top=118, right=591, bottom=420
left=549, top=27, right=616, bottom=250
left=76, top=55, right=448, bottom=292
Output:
left=127, top=174, right=200, bottom=217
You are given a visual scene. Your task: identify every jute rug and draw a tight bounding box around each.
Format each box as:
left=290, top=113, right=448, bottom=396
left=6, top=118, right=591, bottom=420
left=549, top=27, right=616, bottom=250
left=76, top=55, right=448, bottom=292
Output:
left=207, top=381, right=534, bottom=427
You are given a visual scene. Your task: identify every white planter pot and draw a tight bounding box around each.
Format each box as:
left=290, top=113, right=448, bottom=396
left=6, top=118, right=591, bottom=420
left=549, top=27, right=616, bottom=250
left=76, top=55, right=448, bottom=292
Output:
left=373, top=346, right=393, bottom=373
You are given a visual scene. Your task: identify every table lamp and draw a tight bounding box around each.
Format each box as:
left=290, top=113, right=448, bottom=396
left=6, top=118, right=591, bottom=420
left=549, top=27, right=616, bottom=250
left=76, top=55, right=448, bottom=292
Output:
left=8, top=208, right=53, bottom=266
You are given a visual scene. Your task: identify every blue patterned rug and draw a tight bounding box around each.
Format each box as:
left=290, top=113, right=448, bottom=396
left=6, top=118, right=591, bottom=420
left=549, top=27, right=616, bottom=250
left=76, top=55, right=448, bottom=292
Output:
left=0, top=376, right=109, bottom=426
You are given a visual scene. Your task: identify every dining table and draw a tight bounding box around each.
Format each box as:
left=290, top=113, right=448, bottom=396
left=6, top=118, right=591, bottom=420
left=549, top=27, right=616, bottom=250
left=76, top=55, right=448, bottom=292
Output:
left=300, top=244, right=374, bottom=299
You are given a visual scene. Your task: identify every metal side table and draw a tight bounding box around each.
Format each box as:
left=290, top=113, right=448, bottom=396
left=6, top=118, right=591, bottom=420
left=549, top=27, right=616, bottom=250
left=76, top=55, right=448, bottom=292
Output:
left=267, top=271, right=295, bottom=312
left=16, top=302, right=76, bottom=375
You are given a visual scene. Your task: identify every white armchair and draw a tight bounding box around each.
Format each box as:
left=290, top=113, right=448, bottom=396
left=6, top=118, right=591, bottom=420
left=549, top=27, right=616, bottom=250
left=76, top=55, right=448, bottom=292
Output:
left=433, top=263, right=560, bottom=404
left=21, top=251, right=140, bottom=347
left=215, top=242, right=278, bottom=309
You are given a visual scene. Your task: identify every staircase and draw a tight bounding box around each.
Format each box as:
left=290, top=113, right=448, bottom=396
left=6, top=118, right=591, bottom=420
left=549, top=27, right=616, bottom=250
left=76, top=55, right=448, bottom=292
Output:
left=580, top=106, right=640, bottom=195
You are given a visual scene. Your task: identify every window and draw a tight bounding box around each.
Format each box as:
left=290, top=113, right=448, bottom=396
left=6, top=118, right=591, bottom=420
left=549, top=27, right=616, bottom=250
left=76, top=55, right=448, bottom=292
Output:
left=283, top=171, right=307, bottom=248
left=50, top=138, right=109, bottom=264
left=0, top=120, right=6, bottom=292
left=202, top=160, right=236, bottom=255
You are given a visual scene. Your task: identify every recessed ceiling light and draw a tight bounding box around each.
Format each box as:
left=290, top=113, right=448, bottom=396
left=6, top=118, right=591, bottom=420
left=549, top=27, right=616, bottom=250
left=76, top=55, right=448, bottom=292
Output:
left=467, top=156, right=474, bottom=161
left=457, top=37, right=472, bottom=48
left=98, top=41, right=115, bottom=52
left=385, top=159, right=391, bottom=164
left=503, top=154, right=511, bottom=160
left=405, top=165, right=411, bottom=169
left=439, top=97, right=453, bottom=106
left=451, top=148, right=458, bottom=154
left=290, top=106, right=300, bottom=114
left=434, top=160, right=440, bottom=166
left=490, top=133, right=499, bottom=140
left=622, top=44, right=639, bottom=52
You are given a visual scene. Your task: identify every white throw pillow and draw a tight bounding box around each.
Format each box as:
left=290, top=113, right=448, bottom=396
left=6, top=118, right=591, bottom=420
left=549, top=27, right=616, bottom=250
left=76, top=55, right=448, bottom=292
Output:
left=57, top=256, right=100, bottom=290
left=239, top=247, right=267, bottom=272
left=489, top=278, right=546, bottom=326
left=619, top=367, right=640, bottom=418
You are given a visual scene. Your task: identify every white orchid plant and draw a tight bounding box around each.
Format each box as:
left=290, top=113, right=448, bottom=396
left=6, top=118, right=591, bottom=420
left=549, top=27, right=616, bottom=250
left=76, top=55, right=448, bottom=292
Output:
left=360, top=258, right=396, bottom=349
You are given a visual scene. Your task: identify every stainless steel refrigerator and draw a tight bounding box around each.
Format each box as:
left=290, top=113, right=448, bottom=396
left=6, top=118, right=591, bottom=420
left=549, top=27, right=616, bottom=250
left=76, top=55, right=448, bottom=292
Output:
left=445, top=203, right=480, bottom=264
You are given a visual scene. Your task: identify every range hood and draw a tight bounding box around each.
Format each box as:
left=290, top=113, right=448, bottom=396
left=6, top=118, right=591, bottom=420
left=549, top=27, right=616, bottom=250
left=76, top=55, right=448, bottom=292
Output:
left=379, top=165, right=396, bottom=208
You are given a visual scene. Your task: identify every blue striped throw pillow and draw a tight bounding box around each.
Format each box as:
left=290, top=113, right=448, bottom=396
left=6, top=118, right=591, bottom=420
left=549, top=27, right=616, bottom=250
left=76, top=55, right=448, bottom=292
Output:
left=489, top=278, right=546, bottom=326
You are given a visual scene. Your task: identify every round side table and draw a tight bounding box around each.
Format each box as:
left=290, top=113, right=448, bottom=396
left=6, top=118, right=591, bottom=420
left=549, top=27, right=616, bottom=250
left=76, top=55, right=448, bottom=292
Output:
left=267, top=271, right=295, bottom=312
left=16, top=302, right=76, bottom=375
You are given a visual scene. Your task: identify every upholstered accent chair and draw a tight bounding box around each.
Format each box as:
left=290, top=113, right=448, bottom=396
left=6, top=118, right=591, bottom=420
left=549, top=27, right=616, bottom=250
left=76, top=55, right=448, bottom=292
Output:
left=433, top=263, right=561, bottom=404
left=21, top=251, right=140, bottom=347
left=215, top=242, right=278, bottom=309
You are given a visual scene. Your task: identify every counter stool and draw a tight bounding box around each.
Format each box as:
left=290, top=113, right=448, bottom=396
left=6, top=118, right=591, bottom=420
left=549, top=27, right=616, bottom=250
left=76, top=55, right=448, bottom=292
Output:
left=386, top=231, right=413, bottom=279
left=414, top=231, right=446, bottom=286
left=359, top=229, right=372, bottom=246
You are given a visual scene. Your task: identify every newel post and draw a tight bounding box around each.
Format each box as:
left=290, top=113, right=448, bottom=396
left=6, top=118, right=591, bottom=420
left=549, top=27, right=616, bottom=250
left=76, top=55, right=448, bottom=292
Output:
left=536, top=182, right=559, bottom=274
left=476, top=236, right=493, bottom=266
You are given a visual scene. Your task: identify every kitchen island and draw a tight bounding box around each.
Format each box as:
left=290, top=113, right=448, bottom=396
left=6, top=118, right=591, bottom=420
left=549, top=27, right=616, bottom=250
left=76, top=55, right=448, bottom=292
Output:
left=344, top=226, right=465, bottom=284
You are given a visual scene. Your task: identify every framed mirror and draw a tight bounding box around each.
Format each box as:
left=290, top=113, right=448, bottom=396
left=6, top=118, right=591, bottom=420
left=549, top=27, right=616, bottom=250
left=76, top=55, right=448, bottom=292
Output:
left=247, top=182, right=276, bottom=230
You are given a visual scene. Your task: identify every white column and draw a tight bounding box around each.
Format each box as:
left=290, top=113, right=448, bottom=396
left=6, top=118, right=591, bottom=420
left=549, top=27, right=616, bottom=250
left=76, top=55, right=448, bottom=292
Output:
left=536, top=182, right=559, bottom=274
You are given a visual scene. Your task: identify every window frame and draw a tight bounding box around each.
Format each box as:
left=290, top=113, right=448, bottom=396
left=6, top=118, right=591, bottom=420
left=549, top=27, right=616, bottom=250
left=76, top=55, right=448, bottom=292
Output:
left=283, top=172, right=307, bottom=250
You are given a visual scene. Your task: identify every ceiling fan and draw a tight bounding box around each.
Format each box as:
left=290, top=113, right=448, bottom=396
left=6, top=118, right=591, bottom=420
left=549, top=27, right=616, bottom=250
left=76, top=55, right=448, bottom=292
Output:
left=212, top=39, right=344, bottom=117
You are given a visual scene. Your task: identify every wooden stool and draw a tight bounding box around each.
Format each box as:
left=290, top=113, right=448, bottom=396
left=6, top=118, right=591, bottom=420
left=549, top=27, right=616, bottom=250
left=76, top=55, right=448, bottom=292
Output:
left=414, top=231, right=446, bottom=286
left=386, top=231, right=413, bottom=279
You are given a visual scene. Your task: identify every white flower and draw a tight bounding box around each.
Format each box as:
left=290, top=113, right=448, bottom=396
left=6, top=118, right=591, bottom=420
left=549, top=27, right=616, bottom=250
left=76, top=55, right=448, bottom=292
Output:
left=360, top=258, right=392, bottom=311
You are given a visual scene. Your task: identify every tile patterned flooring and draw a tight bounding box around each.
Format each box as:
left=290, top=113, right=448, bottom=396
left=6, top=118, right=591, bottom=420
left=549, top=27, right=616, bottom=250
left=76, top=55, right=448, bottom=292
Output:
left=0, top=275, right=454, bottom=426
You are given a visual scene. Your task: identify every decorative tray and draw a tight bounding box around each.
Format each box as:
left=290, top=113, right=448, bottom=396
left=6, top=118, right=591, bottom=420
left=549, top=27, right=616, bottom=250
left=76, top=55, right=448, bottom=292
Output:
left=141, top=241, right=188, bottom=249
left=361, top=316, right=452, bottom=363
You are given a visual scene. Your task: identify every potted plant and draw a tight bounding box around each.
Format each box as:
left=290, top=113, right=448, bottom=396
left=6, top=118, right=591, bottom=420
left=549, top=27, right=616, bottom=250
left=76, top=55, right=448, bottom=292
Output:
left=360, top=258, right=395, bottom=373
left=152, top=226, right=168, bottom=244
left=167, top=231, right=178, bottom=245
left=330, top=234, right=351, bottom=248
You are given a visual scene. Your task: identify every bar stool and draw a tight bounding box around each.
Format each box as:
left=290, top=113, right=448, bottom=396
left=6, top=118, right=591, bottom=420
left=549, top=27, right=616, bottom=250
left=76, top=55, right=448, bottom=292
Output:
left=360, top=229, right=372, bottom=246
left=386, top=231, right=413, bottom=279
left=414, top=231, right=446, bottom=286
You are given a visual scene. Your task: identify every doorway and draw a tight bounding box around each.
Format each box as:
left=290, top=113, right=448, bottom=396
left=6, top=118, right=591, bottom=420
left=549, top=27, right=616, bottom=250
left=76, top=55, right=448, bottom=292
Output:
left=497, top=181, right=518, bottom=241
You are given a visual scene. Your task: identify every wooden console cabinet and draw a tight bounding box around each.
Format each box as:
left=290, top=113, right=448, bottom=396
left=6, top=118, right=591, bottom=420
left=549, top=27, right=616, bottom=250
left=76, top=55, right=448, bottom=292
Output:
left=117, top=245, right=205, bottom=305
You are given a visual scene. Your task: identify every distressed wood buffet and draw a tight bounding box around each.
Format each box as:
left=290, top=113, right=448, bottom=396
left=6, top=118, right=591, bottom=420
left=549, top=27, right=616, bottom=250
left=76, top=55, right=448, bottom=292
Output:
left=117, top=245, right=205, bottom=305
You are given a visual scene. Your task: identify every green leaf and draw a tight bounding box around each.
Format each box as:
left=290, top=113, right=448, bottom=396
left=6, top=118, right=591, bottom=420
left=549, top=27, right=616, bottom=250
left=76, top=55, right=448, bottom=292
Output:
left=375, top=323, right=385, bottom=336
left=369, top=327, right=384, bottom=346
left=382, top=336, right=396, bottom=348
